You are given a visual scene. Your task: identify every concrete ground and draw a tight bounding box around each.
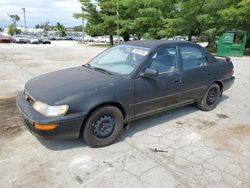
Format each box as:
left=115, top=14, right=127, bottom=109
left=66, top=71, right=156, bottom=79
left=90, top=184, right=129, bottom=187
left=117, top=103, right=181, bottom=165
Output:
left=0, top=41, right=250, bottom=188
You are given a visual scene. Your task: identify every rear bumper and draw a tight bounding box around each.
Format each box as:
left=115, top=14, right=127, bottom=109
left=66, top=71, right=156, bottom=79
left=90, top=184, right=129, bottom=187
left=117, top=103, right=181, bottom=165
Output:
left=222, top=76, right=235, bottom=92
left=16, top=92, right=86, bottom=139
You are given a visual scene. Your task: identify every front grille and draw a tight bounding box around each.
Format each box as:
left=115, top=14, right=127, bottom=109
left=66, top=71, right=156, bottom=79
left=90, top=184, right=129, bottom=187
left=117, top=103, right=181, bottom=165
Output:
left=23, top=91, right=35, bottom=105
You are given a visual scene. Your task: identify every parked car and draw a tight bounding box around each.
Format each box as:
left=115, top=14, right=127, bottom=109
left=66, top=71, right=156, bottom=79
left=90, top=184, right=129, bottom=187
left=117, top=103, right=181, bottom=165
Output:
left=27, top=36, right=39, bottom=44
left=114, top=36, right=124, bottom=43
left=92, top=36, right=101, bottom=43
left=38, top=37, right=51, bottom=44
left=17, top=40, right=235, bottom=147
left=85, top=36, right=94, bottom=42
left=13, top=35, right=29, bottom=43
left=0, top=34, right=12, bottom=43
left=100, top=36, right=109, bottom=43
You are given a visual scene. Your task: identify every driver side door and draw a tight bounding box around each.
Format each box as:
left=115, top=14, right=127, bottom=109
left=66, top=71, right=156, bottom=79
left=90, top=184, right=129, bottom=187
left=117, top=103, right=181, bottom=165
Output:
left=134, top=46, right=183, bottom=118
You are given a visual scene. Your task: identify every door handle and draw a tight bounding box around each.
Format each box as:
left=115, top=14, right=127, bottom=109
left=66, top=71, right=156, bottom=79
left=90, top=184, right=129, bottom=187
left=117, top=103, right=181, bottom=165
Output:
left=206, top=71, right=211, bottom=76
left=174, top=79, right=182, bottom=83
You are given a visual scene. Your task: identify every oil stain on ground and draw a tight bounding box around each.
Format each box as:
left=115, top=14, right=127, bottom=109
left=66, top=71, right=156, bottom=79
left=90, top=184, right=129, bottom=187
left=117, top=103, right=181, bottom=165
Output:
left=211, top=125, right=250, bottom=153
left=217, top=113, right=229, bottom=119
left=195, top=119, right=217, bottom=130
left=0, top=97, right=23, bottom=138
left=75, top=175, right=83, bottom=184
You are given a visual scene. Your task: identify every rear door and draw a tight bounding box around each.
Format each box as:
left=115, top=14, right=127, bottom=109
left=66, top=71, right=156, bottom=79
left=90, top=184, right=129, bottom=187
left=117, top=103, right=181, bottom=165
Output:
left=179, top=44, right=214, bottom=101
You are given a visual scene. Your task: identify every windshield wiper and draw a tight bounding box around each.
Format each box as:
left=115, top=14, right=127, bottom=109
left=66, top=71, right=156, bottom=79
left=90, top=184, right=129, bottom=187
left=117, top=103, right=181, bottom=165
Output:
left=83, top=63, right=112, bottom=75
left=82, top=63, right=92, bottom=69
left=92, top=67, right=113, bottom=75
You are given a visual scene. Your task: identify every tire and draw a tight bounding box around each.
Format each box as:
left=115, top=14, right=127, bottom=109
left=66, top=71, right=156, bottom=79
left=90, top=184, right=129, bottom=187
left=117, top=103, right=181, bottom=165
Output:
left=196, top=83, right=221, bottom=111
left=83, top=106, right=124, bottom=147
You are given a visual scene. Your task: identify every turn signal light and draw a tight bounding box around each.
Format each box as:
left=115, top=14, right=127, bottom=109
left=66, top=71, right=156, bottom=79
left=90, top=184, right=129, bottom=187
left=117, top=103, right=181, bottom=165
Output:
left=35, top=123, right=57, bottom=130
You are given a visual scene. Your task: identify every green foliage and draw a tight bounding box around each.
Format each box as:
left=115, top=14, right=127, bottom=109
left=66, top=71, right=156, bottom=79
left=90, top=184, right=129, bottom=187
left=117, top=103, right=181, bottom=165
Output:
left=8, top=24, right=21, bottom=36
left=55, top=22, right=66, bottom=37
left=9, top=14, right=20, bottom=27
left=35, top=21, right=53, bottom=31
left=73, top=25, right=83, bottom=32
left=74, top=0, right=250, bottom=44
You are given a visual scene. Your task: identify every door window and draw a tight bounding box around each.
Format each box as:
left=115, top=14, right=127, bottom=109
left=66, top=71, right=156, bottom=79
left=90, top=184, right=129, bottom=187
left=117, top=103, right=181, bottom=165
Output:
left=180, top=46, right=206, bottom=70
left=149, top=47, right=178, bottom=74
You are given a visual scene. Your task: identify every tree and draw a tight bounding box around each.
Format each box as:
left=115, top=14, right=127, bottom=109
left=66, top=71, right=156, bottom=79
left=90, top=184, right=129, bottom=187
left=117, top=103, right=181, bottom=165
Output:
left=74, top=0, right=250, bottom=45
left=55, top=22, right=66, bottom=37
left=35, top=21, right=52, bottom=31
left=8, top=24, right=21, bottom=36
left=9, top=14, right=20, bottom=27
left=74, top=0, right=117, bottom=45
left=8, top=14, right=20, bottom=35
left=218, top=0, right=250, bottom=37
left=160, top=0, right=207, bottom=41
left=73, top=25, right=83, bottom=32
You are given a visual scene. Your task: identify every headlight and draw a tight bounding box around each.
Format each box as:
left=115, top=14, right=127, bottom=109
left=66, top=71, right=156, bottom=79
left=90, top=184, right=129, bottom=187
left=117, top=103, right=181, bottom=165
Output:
left=33, top=101, right=69, bottom=117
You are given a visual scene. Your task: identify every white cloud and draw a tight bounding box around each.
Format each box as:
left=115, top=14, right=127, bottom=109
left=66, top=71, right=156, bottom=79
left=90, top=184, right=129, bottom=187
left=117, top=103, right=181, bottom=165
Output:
left=0, top=0, right=82, bottom=28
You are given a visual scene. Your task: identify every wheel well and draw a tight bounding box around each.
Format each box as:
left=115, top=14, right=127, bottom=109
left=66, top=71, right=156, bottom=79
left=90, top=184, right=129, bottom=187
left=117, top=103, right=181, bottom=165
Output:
left=79, top=102, right=126, bottom=138
left=214, top=81, right=223, bottom=95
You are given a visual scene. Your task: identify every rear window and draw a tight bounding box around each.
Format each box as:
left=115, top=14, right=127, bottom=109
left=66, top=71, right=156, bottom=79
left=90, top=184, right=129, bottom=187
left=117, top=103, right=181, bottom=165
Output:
left=180, top=46, right=205, bottom=70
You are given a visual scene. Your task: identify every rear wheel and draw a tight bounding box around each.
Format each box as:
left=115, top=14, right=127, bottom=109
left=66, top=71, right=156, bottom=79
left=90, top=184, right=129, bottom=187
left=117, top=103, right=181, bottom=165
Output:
left=197, top=83, right=221, bottom=111
left=82, top=106, right=124, bottom=147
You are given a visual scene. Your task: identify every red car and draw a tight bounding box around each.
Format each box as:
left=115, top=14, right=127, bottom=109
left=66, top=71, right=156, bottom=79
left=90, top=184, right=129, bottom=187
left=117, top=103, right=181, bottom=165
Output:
left=0, top=34, right=12, bottom=43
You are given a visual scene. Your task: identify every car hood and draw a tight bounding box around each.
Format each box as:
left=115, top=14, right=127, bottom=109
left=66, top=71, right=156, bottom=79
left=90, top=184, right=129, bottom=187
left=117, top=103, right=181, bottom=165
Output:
left=25, top=66, right=122, bottom=105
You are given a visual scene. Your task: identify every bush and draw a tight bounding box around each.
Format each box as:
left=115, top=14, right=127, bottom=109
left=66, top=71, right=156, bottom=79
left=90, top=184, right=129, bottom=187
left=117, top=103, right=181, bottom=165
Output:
left=8, top=24, right=20, bottom=36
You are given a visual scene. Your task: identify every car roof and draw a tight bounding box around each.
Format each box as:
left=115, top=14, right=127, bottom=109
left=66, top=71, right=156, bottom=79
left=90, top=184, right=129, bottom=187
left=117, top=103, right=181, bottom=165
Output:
left=123, top=40, right=194, bottom=49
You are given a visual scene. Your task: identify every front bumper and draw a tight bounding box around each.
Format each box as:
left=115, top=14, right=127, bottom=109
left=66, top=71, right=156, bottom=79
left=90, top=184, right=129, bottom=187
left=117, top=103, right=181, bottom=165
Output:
left=222, top=76, right=235, bottom=91
left=16, top=92, right=86, bottom=139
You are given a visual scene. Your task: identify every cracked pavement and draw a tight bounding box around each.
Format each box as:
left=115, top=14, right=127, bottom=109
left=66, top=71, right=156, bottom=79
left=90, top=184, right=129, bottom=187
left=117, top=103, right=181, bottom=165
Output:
left=0, top=41, right=250, bottom=188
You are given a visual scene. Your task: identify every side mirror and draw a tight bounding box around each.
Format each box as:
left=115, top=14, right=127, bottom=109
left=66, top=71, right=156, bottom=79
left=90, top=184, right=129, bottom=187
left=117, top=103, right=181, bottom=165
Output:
left=140, top=68, right=159, bottom=78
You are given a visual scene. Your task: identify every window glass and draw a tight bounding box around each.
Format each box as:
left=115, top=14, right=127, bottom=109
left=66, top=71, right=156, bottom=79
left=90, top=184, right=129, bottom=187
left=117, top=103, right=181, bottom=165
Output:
left=149, top=47, right=178, bottom=73
left=97, top=48, right=129, bottom=64
left=89, top=45, right=149, bottom=75
left=180, top=46, right=205, bottom=70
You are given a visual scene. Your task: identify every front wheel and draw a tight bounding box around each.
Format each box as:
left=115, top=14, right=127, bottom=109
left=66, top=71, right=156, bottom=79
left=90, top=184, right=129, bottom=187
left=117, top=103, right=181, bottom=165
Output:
left=82, top=106, right=124, bottom=147
left=197, top=83, right=221, bottom=111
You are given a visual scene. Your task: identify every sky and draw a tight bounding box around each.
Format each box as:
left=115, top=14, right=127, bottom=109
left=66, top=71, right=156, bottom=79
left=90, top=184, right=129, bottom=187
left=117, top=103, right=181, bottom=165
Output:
left=0, top=0, right=83, bottom=28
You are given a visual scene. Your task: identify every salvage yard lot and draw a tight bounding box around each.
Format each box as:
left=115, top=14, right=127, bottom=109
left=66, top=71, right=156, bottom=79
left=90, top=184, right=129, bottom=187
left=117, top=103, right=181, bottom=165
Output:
left=0, top=41, right=250, bottom=187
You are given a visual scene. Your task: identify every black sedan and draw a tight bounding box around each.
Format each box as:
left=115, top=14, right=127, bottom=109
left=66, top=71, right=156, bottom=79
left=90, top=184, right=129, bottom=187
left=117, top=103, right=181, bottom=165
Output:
left=17, top=40, right=235, bottom=147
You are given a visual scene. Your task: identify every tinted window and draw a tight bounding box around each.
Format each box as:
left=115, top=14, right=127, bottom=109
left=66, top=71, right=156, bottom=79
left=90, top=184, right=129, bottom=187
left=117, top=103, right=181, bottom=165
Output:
left=149, top=47, right=178, bottom=74
left=180, top=46, right=205, bottom=70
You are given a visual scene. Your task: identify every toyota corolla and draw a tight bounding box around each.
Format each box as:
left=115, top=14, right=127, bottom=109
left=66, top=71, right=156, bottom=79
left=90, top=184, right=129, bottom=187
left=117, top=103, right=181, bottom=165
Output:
left=16, top=40, right=235, bottom=147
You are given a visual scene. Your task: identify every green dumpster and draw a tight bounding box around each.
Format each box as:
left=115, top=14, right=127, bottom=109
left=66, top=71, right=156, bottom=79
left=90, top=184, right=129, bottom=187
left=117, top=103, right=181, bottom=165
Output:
left=216, top=31, right=247, bottom=57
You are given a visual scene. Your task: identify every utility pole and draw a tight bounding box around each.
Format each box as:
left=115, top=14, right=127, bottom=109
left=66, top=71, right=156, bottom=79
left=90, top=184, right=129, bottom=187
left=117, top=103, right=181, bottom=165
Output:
left=81, top=2, right=85, bottom=43
left=21, top=8, right=26, bottom=32
left=116, top=2, right=120, bottom=44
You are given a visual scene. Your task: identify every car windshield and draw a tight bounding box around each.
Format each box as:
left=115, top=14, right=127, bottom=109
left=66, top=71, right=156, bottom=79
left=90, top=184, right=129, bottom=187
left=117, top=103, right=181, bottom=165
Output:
left=88, top=45, right=150, bottom=75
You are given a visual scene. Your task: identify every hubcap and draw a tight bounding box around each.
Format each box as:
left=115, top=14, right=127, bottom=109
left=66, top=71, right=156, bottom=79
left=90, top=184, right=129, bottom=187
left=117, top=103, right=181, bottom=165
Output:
left=207, top=88, right=218, bottom=105
left=92, top=114, right=115, bottom=139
